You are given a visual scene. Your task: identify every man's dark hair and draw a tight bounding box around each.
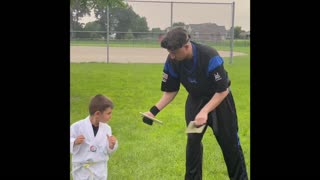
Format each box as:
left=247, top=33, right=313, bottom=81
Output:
left=161, top=27, right=191, bottom=51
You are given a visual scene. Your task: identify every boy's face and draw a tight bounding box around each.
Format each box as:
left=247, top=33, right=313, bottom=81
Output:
left=99, top=107, right=113, bottom=123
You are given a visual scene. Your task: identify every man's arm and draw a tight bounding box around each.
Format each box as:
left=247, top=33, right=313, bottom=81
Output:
left=144, top=91, right=178, bottom=117
left=155, top=91, right=178, bottom=111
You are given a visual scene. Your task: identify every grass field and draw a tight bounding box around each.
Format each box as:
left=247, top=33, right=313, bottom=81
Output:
left=70, top=45, right=250, bottom=179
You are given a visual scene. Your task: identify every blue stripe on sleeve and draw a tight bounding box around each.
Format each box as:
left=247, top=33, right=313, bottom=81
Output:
left=207, top=56, right=224, bottom=76
left=164, top=61, right=178, bottom=78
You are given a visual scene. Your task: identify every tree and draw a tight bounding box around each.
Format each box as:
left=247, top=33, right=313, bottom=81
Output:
left=131, top=17, right=148, bottom=33
left=70, top=0, right=92, bottom=31
left=109, top=6, right=149, bottom=39
left=172, top=22, right=186, bottom=27
left=83, top=21, right=103, bottom=39
left=71, top=0, right=149, bottom=40
left=93, top=0, right=128, bottom=39
left=70, top=0, right=127, bottom=38
left=92, top=0, right=126, bottom=9
left=124, top=29, right=135, bottom=39
left=151, top=28, right=165, bottom=40
left=233, top=26, right=243, bottom=39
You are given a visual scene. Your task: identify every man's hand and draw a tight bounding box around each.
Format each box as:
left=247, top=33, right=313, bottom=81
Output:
left=142, top=111, right=154, bottom=125
left=194, top=111, right=208, bottom=127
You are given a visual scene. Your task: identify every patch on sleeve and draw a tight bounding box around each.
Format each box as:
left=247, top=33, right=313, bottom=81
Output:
left=214, top=72, right=222, bottom=81
left=162, top=72, right=168, bottom=82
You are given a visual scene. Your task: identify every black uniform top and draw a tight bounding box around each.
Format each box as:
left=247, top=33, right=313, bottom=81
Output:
left=161, top=41, right=230, bottom=98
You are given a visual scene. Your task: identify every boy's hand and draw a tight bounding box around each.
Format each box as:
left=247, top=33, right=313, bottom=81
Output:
left=74, top=135, right=85, bottom=145
left=107, top=135, right=117, bottom=149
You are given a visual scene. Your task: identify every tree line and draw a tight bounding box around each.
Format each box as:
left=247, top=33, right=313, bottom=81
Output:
left=71, top=0, right=161, bottom=39
left=70, top=0, right=246, bottom=40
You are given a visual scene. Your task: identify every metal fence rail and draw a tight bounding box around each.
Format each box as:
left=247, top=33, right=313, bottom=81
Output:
left=71, top=1, right=237, bottom=63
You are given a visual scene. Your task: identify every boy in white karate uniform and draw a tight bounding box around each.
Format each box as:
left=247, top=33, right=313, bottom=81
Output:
left=70, top=94, right=118, bottom=180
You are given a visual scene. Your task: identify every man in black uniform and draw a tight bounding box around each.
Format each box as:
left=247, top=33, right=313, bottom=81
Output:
left=143, top=27, right=248, bottom=180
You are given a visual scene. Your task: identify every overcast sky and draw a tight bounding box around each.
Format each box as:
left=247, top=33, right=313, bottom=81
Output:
left=80, top=0, right=250, bottom=31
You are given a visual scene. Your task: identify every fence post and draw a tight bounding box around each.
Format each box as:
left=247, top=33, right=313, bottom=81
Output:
left=106, top=5, right=110, bottom=63
left=230, top=1, right=235, bottom=64
left=170, top=2, right=173, bottom=28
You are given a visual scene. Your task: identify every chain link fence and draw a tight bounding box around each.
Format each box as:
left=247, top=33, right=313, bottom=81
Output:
left=71, top=1, right=246, bottom=63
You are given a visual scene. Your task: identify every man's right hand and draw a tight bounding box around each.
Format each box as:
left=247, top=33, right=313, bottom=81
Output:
left=142, top=111, right=154, bottom=125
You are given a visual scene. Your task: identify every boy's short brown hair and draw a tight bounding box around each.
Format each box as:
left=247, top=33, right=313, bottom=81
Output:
left=89, top=94, right=114, bottom=115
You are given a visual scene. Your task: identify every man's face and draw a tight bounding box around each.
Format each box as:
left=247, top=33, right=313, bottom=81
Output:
left=167, top=44, right=189, bottom=61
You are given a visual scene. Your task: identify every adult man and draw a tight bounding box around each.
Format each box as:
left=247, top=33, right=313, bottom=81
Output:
left=143, top=27, right=248, bottom=180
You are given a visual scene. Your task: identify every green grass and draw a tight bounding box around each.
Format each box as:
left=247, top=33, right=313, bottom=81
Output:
left=70, top=47, right=250, bottom=179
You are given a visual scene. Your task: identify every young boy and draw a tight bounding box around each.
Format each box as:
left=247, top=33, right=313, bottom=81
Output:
left=70, top=94, right=118, bottom=180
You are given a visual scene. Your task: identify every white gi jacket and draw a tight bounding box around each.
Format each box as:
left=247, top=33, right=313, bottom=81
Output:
left=70, top=116, right=118, bottom=180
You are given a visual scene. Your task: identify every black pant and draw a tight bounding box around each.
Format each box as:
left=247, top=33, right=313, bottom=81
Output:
left=184, top=93, right=248, bottom=180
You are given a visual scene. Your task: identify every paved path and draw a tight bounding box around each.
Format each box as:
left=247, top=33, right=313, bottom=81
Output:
left=70, top=46, right=247, bottom=63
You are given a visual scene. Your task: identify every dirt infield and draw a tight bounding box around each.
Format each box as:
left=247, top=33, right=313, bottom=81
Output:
left=70, top=46, right=247, bottom=63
